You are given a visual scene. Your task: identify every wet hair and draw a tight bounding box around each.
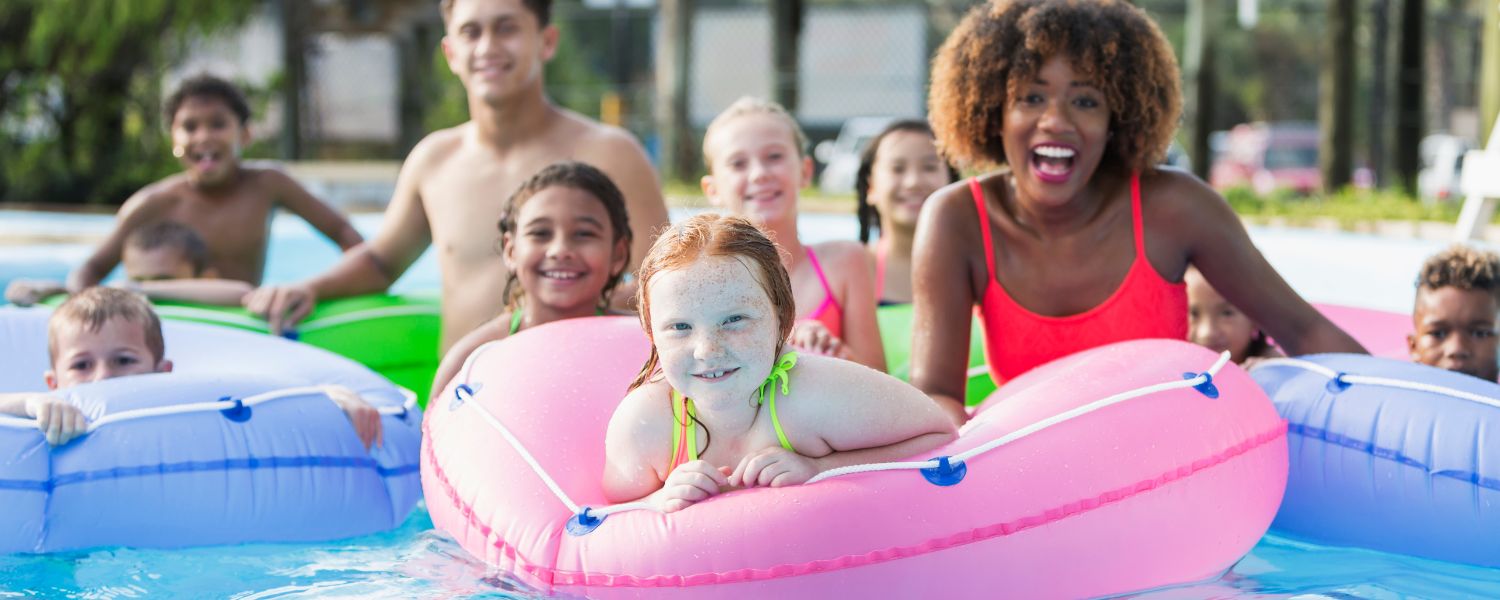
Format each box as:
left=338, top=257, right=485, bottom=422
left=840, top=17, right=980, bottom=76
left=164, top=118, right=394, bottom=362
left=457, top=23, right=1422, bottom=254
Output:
left=928, top=0, right=1181, bottom=173
left=702, top=96, right=809, bottom=169
left=162, top=74, right=251, bottom=126
left=441, top=0, right=552, bottom=27
left=855, top=119, right=961, bottom=243
left=1416, top=244, right=1500, bottom=303
left=629, top=214, right=796, bottom=392
left=125, top=221, right=210, bottom=276
left=497, top=161, right=633, bottom=311
left=48, top=287, right=165, bottom=366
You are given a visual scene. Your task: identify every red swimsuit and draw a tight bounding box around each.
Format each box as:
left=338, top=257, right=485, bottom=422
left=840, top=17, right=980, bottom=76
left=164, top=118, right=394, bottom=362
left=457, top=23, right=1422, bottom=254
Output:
left=970, top=174, right=1188, bottom=384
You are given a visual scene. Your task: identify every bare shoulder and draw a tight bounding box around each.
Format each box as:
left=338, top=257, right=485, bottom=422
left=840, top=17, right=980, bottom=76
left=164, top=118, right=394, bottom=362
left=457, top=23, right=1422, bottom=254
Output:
left=1138, top=167, right=1226, bottom=218
left=609, top=380, right=673, bottom=436
left=808, top=239, right=867, bottom=268
left=119, top=175, right=190, bottom=217
left=405, top=125, right=469, bottom=171
left=562, top=114, right=648, bottom=162
left=921, top=176, right=982, bottom=227
left=787, top=353, right=907, bottom=403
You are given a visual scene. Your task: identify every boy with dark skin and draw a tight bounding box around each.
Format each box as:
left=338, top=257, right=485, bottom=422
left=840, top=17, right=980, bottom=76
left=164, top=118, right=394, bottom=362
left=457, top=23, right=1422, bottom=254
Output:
left=67, top=75, right=363, bottom=289
left=243, top=0, right=670, bottom=352
left=1410, top=245, right=1500, bottom=382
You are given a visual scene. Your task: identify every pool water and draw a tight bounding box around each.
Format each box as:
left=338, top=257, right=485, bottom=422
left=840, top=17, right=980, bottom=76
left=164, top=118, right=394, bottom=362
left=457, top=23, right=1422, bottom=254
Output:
left=3, top=208, right=1498, bottom=598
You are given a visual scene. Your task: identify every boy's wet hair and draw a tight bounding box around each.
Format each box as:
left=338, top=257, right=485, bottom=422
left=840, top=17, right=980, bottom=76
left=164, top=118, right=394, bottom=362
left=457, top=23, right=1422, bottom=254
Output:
left=440, top=0, right=551, bottom=27
left=929, top=0, right=1181, bottom=173
left=48, top=287, right=165, bottom=365
left=629, top=214, right=796, bottom=392
left=498, top=161, right=633, bottom=311
left=162, top=74, right=251, bottom=126
left=125, top=221, right=210, bottom=276
left=855, top=119, right=961, bottom=243
left=702, top=96, right=809, bottom=168
left=1417, top=244, right=1500, bottom=303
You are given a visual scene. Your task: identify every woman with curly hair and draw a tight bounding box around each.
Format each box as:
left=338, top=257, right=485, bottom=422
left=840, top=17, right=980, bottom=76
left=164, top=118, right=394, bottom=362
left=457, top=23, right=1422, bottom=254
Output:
left=911, top=0, right=1364, bottom=424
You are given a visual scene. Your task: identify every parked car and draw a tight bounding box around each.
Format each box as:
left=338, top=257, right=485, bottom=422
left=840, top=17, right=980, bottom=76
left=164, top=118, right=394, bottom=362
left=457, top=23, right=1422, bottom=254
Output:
left=813, top=116, right=896, bottom=196
left=1418, top=133, right=1476, bottom=202
left=1209, top=122, right=1322, bottom=195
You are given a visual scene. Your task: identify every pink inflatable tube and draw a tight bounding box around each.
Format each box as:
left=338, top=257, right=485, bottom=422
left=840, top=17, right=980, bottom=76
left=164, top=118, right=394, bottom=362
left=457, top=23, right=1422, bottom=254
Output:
left=422, top=318, right=1287, bottom=599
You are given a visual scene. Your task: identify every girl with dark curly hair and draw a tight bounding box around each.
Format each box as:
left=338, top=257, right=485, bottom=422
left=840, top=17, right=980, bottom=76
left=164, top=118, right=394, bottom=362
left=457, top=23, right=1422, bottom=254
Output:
left=911, top=0, right=1364, bottom=424
left=855, top=120, right=959, bottom=305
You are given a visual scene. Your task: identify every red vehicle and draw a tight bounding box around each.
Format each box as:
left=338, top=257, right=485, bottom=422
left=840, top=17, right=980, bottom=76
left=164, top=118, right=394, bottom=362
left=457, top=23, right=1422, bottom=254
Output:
left=1209, top=122, right=1322, bottom=195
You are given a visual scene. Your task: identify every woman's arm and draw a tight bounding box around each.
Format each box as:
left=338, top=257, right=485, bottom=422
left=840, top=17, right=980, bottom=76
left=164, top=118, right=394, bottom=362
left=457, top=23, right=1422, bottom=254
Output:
left=1158, top=173, right=1366, bottom=356
left=909, top=183, right=987, bottom=424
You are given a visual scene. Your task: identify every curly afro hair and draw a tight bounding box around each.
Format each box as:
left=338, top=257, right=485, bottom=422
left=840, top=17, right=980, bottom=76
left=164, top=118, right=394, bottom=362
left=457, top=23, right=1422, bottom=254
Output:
left=1417, top=245, right=1500, bottom=303
left=928, top=0, right=1181, bottom=173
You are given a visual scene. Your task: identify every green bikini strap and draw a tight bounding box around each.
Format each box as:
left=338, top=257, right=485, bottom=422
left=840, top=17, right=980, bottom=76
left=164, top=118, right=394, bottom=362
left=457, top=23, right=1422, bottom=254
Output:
left=670, top=389, right=697, bottom=463
left=759, top=352, right=799, bottom=452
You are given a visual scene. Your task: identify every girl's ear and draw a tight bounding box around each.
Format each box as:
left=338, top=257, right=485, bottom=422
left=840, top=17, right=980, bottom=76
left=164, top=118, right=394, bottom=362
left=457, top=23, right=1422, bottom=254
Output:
left=501, top=232, right=517, bottom=269
left=611, top=237, right=630, bottom=280
left=701, top=174, right=722, bottom=207
left=799, top=155, right=814, bottom=189
left=44, top=370, right=58, bottom=391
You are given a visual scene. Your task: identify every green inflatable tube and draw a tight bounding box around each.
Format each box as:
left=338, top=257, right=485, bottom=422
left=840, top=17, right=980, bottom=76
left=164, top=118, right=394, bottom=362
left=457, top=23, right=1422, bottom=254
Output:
left=876, top=303, right=995, bottom=406
left=43, top=293, right=441, bottom=408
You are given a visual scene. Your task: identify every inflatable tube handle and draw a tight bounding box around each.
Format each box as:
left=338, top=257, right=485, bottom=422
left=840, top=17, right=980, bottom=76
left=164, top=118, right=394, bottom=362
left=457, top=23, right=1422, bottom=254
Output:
left=1182, top=372, right=1220, bottom=399
left=921, top=456, right=968, bottom=486
left=566, top=507, right=605, bottom=536
left=219, top=396, right=252, bottom=422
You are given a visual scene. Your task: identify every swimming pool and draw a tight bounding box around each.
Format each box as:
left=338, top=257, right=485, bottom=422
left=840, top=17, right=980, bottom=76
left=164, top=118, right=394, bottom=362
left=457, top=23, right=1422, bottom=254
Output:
left=3, top=208, right=1498, bottom=597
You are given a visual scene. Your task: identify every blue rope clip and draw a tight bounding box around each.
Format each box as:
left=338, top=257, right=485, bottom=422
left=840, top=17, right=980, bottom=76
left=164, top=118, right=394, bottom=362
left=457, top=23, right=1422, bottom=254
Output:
left=279, top=329, right=300, bottom=342
left=451, top=383, right=475, bottom=411
left=920, top=456, right=967, bottom=486
left=1183, top=372, right=1220, bottom=399
left=1326, top=372, right=1352, bottom=394
left=219, top=396, right=252, bottom=422
left=566, top=507, right=605, bottom=536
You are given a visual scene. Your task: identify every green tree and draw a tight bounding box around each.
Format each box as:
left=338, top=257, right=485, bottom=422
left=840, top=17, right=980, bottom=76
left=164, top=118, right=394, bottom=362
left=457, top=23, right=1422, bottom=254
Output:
left=0, top=0, right=257, bottom=205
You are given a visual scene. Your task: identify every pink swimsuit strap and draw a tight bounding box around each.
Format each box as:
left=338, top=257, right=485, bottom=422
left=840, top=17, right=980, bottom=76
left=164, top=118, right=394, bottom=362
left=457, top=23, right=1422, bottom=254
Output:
left=802, top=246, right=844, bottom=340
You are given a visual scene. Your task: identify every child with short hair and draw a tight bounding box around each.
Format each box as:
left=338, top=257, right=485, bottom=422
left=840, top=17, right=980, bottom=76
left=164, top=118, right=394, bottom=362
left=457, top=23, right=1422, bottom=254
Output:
left=602, top=214, right=955, bottom=513
left=65, top=74, right=362, bottom=292
left=6, top=221, right=254, bottom=306
left=0, top=287, right=383, bottom=447
left=1409, top=245, right=1500, bottom=381
left=428, top=161, right=634, bottom=399
left=700, top=97, right=885, bottom=371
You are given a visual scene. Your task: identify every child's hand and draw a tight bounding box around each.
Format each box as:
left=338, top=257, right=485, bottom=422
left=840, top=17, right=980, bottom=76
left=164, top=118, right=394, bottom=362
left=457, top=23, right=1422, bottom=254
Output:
left=729, top=447, right=819, bottom=488
left=4, top=279, right=66, bottom=307
left=787, top=321, right=850, bottom=359
left=323, top=386, right=384, bottom=451
left=24, top=395, right=88, bottom=446
left=243, top=284, right=317, bottom=335
left=653, top=460, right=731, bottom=513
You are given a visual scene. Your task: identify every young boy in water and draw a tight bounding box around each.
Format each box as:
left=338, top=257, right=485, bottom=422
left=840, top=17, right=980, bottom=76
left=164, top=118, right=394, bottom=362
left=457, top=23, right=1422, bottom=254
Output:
left=1409, top=245, right=1500, bottom=382
left=0, top=288, right=383, bottom=447
left=7, top=221, right=254, bottom=306
left=65, top=74, right=362, bottom=291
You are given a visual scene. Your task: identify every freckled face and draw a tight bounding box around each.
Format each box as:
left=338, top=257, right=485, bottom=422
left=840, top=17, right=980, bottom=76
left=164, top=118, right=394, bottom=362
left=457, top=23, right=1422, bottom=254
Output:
left=47, top=317, right=165, bottom=390
left=648, top=255, right=782, bottom=405
left=1186, top=269, right=1259, bottom=364
left=1410, top=286, right=1500, bottom=381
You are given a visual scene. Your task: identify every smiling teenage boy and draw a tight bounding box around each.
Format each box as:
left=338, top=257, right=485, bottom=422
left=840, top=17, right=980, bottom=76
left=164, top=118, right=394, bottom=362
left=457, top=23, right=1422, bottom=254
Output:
left=67, top=75, right=362, bottom=291
left=243, top=0, right=670, bottom=352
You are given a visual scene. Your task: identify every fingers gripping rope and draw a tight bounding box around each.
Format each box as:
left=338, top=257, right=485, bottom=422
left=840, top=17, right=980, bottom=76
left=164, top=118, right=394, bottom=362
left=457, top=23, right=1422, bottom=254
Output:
left=447, top=350, right=1236, bottom=535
